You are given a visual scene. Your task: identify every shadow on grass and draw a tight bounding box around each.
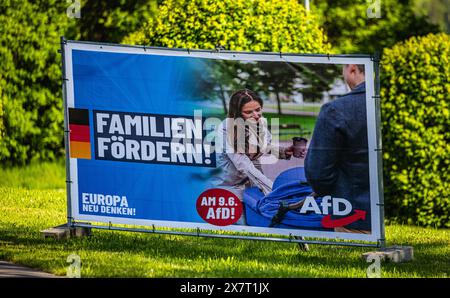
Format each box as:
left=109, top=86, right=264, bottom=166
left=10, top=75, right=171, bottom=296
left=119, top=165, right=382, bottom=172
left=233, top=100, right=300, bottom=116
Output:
left=1, top=226, right=448, bottom=277
left=379, top=241, right=450, bottom=277
left=0, top=227, right=370, bottom=272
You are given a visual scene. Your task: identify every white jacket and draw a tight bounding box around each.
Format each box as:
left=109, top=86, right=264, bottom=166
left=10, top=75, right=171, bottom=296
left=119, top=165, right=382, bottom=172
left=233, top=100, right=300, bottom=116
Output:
left=210, top=118, right=290, bottom=197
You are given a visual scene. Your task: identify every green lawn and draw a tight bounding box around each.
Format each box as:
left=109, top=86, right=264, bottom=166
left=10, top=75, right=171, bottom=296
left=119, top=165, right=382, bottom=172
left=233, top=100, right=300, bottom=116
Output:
left=265, top=113, right=316, bottom=140
left=0, top=162, right=449, bottom=277
left=264, top=103, right=322, bottom=113
left=204, top=110, right=317, bottom=141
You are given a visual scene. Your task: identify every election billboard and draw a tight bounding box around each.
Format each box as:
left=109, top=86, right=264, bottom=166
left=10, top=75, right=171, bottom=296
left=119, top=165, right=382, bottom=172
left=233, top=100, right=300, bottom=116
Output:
left=62, top=40, right=384, bottom=244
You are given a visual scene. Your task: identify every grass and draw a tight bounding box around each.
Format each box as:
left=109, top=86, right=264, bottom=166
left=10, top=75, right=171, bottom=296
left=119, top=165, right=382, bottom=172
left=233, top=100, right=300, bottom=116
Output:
left=205, top=110, right=317, bottom=141
left=265, top=113, right=316, bottom=140
left=0, top=160, right=66, bottom=189
left=264, top=103, right=322, bottom=113
left=0, top=162, right=449, bottom=277
left=206, top=103, right=322, bottom=115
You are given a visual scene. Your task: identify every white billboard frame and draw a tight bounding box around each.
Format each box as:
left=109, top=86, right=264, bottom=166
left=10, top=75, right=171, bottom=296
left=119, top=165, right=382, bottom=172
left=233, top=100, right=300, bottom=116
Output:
left=61, top=38, right=385, bottom=247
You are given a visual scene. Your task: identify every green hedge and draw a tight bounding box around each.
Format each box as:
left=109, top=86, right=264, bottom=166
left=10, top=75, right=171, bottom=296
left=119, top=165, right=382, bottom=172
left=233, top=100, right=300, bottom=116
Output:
left=0, top=0, right=160, bottom=166
left=381, top=33, right=450, bottom=228
left=124, top=0, right=331, bottom=53
left=77, top=0, right=162, bottom=43
left=314, top=0, right=440, bottom=54
left=0, top=88, right=5, bottom=157
left=0, top=0, right=75, bottom=165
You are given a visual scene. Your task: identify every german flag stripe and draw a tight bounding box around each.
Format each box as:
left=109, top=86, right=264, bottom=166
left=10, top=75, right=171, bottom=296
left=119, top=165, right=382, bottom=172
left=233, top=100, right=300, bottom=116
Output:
left=69, top=108, right=89, bottom=125
left=68, top=108, right=91, bottom=159
left=70, top=141, right=91, bottom=159
left=69, top=124, right=90, bottom=142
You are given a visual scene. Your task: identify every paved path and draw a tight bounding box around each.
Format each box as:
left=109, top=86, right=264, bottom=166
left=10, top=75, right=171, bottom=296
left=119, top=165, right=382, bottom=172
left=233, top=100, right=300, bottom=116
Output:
left=0, top=261, right=59, bottom=278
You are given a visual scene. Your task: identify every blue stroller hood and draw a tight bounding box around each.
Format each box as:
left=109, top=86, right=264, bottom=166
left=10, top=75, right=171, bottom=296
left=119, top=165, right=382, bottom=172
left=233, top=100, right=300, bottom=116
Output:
left=257, top=181, right=325, bottom=228
left=243, top=167, right=326, bottom=229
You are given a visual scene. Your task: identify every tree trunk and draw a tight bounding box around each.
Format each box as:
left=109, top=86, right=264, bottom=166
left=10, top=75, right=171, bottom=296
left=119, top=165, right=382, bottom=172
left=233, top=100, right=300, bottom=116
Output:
left=219, top=84, right=228, bottom=115
left=276, top=91, right=282, bottom=115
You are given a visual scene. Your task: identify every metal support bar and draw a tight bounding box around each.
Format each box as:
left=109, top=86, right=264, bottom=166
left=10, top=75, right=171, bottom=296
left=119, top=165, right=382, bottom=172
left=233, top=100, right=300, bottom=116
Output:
left=373, top=51, right=386, bottom=249
left=215, top=44, right=225, bottom=52
left=67, top=217, right=75, bottom=228
left=377, top=238, right=386, bottom=248
left=304, top=0, right=310, bottom=13
left=370, top=52, right=381, bottom=62
left=73, top=223, right=379, bottom=248
left=60, top=36, right=73, bottom=229
left=61, top=39, right=375, bottom=59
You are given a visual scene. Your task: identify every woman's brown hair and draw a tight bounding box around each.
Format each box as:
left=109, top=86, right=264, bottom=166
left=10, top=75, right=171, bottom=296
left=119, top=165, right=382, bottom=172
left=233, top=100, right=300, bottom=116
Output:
left=227, top=89, right=264, bottom=159
left=228, top=89, right=263, bottom=119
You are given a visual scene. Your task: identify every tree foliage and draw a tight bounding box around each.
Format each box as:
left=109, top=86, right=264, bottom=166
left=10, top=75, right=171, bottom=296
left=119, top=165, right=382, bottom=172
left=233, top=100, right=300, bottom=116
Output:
left=0, top=88, right=5, bottom=156
left=77, top=0, right=162, bottom=43
left=314, top=0, right=441, bottom=54
left=124, top=0, right=331, bottom=53
left=414, top=0, right=450, bottom=33
left=0, top=0, right=161, bottom=165
left=0, top=0, right=76, bottom=165
left=381, top=33, right=450, bottom=227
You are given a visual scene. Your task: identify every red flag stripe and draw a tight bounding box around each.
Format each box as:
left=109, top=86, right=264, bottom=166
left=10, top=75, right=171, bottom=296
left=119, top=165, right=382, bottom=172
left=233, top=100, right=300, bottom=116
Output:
left=69, top=124, right=90, bottom=142
left=70, top=134, right=91, bottom=142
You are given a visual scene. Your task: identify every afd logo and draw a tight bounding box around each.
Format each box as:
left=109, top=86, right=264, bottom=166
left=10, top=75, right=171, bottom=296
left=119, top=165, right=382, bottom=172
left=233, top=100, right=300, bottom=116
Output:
left=299, top=196, right=367, bottom=228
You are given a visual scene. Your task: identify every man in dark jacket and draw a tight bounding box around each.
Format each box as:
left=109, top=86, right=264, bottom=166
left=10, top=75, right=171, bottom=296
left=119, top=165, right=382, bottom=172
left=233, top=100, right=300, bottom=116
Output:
left=304, top=64, right=370, bottom=232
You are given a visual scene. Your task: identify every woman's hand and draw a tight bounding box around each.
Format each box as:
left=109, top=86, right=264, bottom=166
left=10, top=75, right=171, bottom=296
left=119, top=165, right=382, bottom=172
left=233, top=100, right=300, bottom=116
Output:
left=286, top=145, right=306, bottom=159
left=284, top=146, right=294, bottom=159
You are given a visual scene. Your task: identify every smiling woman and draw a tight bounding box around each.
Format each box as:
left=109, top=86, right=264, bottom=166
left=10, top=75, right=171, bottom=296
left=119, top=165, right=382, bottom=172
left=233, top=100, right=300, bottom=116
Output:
left=209, top=89, right=296, bottom=224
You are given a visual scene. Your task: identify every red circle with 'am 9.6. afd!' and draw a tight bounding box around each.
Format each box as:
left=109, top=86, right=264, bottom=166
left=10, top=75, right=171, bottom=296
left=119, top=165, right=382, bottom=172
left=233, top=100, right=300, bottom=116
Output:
left=196, top=188, right=243, bottom=226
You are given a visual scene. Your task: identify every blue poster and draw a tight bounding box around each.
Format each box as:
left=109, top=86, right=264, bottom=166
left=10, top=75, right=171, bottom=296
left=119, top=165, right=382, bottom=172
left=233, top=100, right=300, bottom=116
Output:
left=71, top=49, right=214, bottom=223
left=64, top=41, right=382, bottom=242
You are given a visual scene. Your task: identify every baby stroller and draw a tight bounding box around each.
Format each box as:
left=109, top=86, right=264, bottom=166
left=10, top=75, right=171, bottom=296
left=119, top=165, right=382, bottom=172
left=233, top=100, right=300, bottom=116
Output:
left=243, top=167, right=333, bottom=250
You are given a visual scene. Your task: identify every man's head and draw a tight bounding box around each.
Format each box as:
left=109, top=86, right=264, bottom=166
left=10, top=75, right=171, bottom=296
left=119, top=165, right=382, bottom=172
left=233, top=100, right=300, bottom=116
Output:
left=342, top=64, right=365, bottom=90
